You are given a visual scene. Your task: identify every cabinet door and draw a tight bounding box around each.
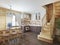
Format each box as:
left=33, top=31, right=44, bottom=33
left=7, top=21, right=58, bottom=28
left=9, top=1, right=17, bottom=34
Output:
left=0, top=15, right=6, bottom=30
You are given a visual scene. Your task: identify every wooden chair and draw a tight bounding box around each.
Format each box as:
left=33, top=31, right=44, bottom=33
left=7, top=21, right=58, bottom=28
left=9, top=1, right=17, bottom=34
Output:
left=1, top=30, right=11, bottom=45
left=16, top=30, right=22, bottom=38
left=0, top=37, right=6, bottom=45
left=9, top=30, right=18, bottom=45
left=0, top=31, right=4, bottom=45
left=10, top=30, right=17, bottom=39
left=13, top=29, right=23, bottom=45
left=0, top=30, right=9, bottom=45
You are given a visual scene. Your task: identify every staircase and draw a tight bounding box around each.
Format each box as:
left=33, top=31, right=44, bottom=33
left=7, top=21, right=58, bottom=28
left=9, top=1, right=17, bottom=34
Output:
left=38, top=22, right=53, bottom=43
left=37, top=13, right=55, bottom=43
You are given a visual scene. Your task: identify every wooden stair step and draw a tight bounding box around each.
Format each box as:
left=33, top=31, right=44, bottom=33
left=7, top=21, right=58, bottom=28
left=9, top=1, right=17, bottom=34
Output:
left=40, top=31, right=51, bottom=36
left=44, top=25, right=50, bottom=28
left=47, top=23, right=50, bottom=26
left=37, top=35, right=53, bottom=43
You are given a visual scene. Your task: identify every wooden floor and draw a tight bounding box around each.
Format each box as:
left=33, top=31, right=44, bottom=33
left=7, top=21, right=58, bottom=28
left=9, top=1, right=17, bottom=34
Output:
left=19, top=32, right=60, bottom=45
left=1, top=32, right=60, bottom=45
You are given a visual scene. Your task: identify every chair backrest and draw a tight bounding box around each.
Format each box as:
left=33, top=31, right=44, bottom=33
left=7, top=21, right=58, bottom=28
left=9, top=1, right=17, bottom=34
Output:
left=3, top=30, right=10, bottom=34
left=10, top=30, right=17, bottom=34
left=0, top=31, right=3, bottom=34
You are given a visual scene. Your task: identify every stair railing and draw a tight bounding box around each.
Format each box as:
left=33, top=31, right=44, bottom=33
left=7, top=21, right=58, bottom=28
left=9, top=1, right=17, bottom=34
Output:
left=42, top=15, right=47, bottom=28
left=41, top=13, right=55, bottom=37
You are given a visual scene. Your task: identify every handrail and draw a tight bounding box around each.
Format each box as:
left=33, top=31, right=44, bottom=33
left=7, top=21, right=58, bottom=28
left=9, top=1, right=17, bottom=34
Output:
left=42, top=14, right=47, bottom=27
left=41, top=13, right=55, bottom=38
left=42, top=15, right=46, bottom=21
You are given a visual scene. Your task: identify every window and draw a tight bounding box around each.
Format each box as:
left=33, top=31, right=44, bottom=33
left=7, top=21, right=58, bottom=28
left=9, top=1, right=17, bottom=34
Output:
left=12, top=15, right=15, bottom=26
left=36, top=13, right=40, bottom=20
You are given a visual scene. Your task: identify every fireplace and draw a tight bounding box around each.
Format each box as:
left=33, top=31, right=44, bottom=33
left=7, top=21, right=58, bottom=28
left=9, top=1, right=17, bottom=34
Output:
left=24, top=26, right=30, bottom=32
